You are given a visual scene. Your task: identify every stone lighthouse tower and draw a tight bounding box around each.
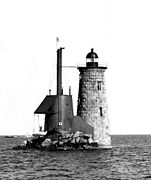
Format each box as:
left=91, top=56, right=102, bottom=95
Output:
left=77, top=49, right=111, bottom=148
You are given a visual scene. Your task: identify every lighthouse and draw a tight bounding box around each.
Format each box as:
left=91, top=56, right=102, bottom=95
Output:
left=77, top=49, right=111, bottom=148
left=14, top=45, right=111, bottom=150
left=33, top=46, right=111, bottom=149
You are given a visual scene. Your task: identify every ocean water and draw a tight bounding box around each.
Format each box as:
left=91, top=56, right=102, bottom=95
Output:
left=1, top=135, right=151, bottom=180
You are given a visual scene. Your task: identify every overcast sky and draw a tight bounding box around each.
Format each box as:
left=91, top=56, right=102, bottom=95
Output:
left=1, top=0, right=151, bottom=135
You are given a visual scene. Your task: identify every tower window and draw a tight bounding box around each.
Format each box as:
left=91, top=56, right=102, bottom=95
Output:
left=97, top=81, right=102, bottom=90
left=82, top=97, right=86, bottom=102
left=100, top=107, right=103, bottom=116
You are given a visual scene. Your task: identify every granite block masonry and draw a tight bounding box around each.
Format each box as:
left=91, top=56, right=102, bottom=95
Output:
left=77, top=49, right=111, bottom=148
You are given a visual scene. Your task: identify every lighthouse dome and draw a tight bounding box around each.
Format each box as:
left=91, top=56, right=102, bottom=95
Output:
left=86, top=48, right=98, bottom=59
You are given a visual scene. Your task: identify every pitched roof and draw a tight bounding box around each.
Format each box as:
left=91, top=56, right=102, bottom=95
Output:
left=34, top=95, right=57, bottom=114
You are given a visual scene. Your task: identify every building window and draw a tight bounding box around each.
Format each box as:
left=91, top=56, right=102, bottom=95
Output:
left=100, top=107, right=103, bottom=116
left=97, top=81, right=102, bottom=90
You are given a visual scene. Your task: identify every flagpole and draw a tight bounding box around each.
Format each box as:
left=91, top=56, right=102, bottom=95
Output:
left=56, top=37, right=59, bottom=50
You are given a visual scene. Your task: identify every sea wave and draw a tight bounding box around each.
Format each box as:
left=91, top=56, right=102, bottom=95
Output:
left=1, top=135, right=151, bottom=179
